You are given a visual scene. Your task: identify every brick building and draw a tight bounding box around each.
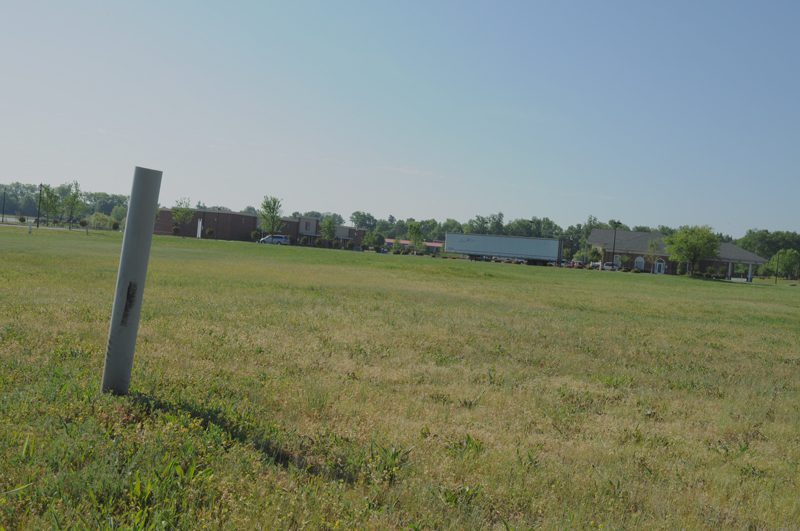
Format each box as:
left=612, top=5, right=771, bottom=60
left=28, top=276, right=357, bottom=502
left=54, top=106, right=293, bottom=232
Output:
left=588, top=228, right=766, bottom=281
left=154, top=208, right=364, bottom=246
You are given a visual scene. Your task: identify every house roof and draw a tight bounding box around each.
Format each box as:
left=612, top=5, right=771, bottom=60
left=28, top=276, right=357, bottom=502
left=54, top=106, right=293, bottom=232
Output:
left=718, top=242, right=767, bottom=264
left=588, top=229, right=667, bottom=255
left=588, top=229, right=766, bottom=264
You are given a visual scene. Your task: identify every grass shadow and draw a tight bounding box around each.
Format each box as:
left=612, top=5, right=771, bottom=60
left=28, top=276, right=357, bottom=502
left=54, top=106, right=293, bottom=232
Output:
left=128, top=392, right=362, bottom=484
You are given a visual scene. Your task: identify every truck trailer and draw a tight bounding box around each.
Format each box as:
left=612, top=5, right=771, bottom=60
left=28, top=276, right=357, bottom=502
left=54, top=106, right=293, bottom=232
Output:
left=445, top=233, right=561, bottom=264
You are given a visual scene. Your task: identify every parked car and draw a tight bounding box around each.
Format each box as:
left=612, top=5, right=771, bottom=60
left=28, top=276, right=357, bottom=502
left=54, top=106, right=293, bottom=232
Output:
left=569, top=260, right=584, bottom=268
left=259, top=234, right=290, bottom=245
left=602, top=262, right=619, bottom=271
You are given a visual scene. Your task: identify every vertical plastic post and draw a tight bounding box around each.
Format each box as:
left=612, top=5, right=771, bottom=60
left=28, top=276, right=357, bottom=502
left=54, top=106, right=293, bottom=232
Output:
left=101, top=167, right=162, bottom=394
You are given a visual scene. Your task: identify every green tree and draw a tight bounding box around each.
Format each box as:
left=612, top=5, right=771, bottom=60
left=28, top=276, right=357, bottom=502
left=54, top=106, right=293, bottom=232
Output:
left=465, top=215, right=489, bottom=234
left=374, top=218, right=394, bottom=236
left=110, top=204, right=127, bottom=223
left=765, top=248, right=800, bottom=280
left=40, top=185, right=61, bottom=225
left=531, top=217, right=563, bottom=238
left=350, top=211, right=377, bottom=231
left=407, top=221, right=424, bottom=253
left=322, top=212, right=344, bottom=226
left=62, top=181, right=85, bottom=230
left=487, top=212, right=504, bottom=235
left=320, top=215, right=337, bottom=243
left=171, top=197, right=194, bottom=236
left=664, top=225, right=720, bottom=275
left=259, top=196, right=284, bottom=235
left=362, top=231, right=385, bottom=250
left=737, top=229, right=800, bottom=261
left=608, top=219, right=630, bottom=231
left=440, top=218, right=463, bottom=237
left=656, top=225, right=676, bottom=237
left=505, top=218, right=532, bottom=237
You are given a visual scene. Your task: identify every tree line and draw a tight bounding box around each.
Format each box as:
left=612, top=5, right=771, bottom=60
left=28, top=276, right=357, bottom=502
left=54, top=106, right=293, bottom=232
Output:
left=3, top=181, right=798, bottom=278
left=0, top=181, right=128, bottom=229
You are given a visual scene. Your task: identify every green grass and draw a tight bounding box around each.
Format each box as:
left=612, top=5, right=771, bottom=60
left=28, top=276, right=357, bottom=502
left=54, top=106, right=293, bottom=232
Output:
left=1, top=226, right=799, bottom=528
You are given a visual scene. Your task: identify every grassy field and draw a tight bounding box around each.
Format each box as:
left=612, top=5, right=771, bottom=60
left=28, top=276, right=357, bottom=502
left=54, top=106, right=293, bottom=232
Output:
left=1, top=226, right=799, bottom=529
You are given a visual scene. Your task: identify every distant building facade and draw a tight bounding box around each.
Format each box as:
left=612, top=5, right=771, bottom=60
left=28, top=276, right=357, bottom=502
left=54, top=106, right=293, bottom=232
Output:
left=154, top=208, right=364, bottom=246
left=587, top=228, right=766, bottom=280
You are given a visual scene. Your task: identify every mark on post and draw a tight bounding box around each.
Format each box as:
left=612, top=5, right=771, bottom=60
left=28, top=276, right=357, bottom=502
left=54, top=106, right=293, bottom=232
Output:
left=120, top=281, right=138, bottom=326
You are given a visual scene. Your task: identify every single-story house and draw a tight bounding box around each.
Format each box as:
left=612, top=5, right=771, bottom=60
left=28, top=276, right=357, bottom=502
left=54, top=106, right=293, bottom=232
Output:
left=587, top=229, right=766, bottom=281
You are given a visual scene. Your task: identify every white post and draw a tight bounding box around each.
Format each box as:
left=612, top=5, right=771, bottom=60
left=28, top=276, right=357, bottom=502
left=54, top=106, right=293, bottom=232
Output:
left=747, top=263, right=753, bottom=283
left=196, top=218, right=203, bottom=239
left=727, top=262, right=733, bottom=280
left=101, top=167, right=162, bottom=395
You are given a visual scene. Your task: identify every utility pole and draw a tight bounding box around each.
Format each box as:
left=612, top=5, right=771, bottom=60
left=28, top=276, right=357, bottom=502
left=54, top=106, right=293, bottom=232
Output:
left=36, top=184, right=43, bottom=228
left=1, top=189, right=5, bottom=223
left=611, top=226, right=617, bottom=269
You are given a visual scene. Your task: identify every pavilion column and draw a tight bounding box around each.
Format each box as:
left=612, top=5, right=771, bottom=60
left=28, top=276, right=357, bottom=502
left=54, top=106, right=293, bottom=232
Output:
left=747, top=264, right=753, bottom=283
left=727, top=262, right=733, bottom=280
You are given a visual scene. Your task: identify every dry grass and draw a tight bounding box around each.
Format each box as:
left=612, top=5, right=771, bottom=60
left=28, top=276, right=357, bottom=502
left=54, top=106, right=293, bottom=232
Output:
left=1, top=226, right=799, bottom=528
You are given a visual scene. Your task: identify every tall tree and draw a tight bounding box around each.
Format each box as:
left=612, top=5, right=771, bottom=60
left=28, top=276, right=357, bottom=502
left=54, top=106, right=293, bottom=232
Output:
left=62, top=181, right=85, bottom=229
left=350, top=211, right=377, bottom=231
left=440, top=218, right=463, bottom=237
left=608, top=219, right=628, bottom=229
left=171, top=197, right=194, bottom=235
left=664, top=225, right=720, bottom=275
left=320, top=215, right=337, bottom=242
left=531, top=216, right=563, bottom=238
left=110, top=205, right=127, bottom=224
left=259, top=196, right=284, bottom=235
left=488, top=212, right=505, bottom=235
left=737, top=229, right=800, bottom=260
left=321, top=212, right=344, bottom=225
left=374, top=218, right=394, bottom=236
left=40, top=185, right=61, bottom=225
left=465, top=214, right=489, bottom=234
left=407, top=221, right=423, bottom=253
left=765, top=248, right=800, bottom=280
left=656, top=225, right=676, bottom=237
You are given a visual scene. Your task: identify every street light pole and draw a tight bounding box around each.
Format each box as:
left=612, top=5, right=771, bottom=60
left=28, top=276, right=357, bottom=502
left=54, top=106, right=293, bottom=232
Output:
left=36, top=184, right=43, bottom=228
left=611, top=226, right=617, bottom=269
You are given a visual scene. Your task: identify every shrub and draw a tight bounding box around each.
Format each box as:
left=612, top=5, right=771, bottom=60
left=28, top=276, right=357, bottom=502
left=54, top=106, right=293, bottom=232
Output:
left=205, top=228, right=215, bottom=238
left=18, top=216, right=26, bottom=223
left=112, top=222, right=120, bottom=231
left=79, top=219, right=88, bottom=228
left=300, top=236, right=309, bottom=246
left=171, top=226, right=179, bottom=235
left=251, top=230, right=261, bottom=241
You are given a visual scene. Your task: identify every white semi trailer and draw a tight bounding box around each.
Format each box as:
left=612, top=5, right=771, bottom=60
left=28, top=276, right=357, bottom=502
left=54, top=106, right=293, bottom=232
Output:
left=445, top=233, right=561, bottom=264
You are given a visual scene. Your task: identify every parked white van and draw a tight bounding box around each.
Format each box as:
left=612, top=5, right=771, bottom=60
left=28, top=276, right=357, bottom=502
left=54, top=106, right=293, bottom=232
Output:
left=259, top=235, right=290, bottom=245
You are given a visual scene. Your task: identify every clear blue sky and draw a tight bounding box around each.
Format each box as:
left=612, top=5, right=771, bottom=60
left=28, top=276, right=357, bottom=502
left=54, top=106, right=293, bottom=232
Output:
left=2, top=0, right=798, bottom=237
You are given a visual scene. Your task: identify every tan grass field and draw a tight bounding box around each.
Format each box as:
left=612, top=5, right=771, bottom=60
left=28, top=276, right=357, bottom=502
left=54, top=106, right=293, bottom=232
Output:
left=1, top=226, right=799, bottom=528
